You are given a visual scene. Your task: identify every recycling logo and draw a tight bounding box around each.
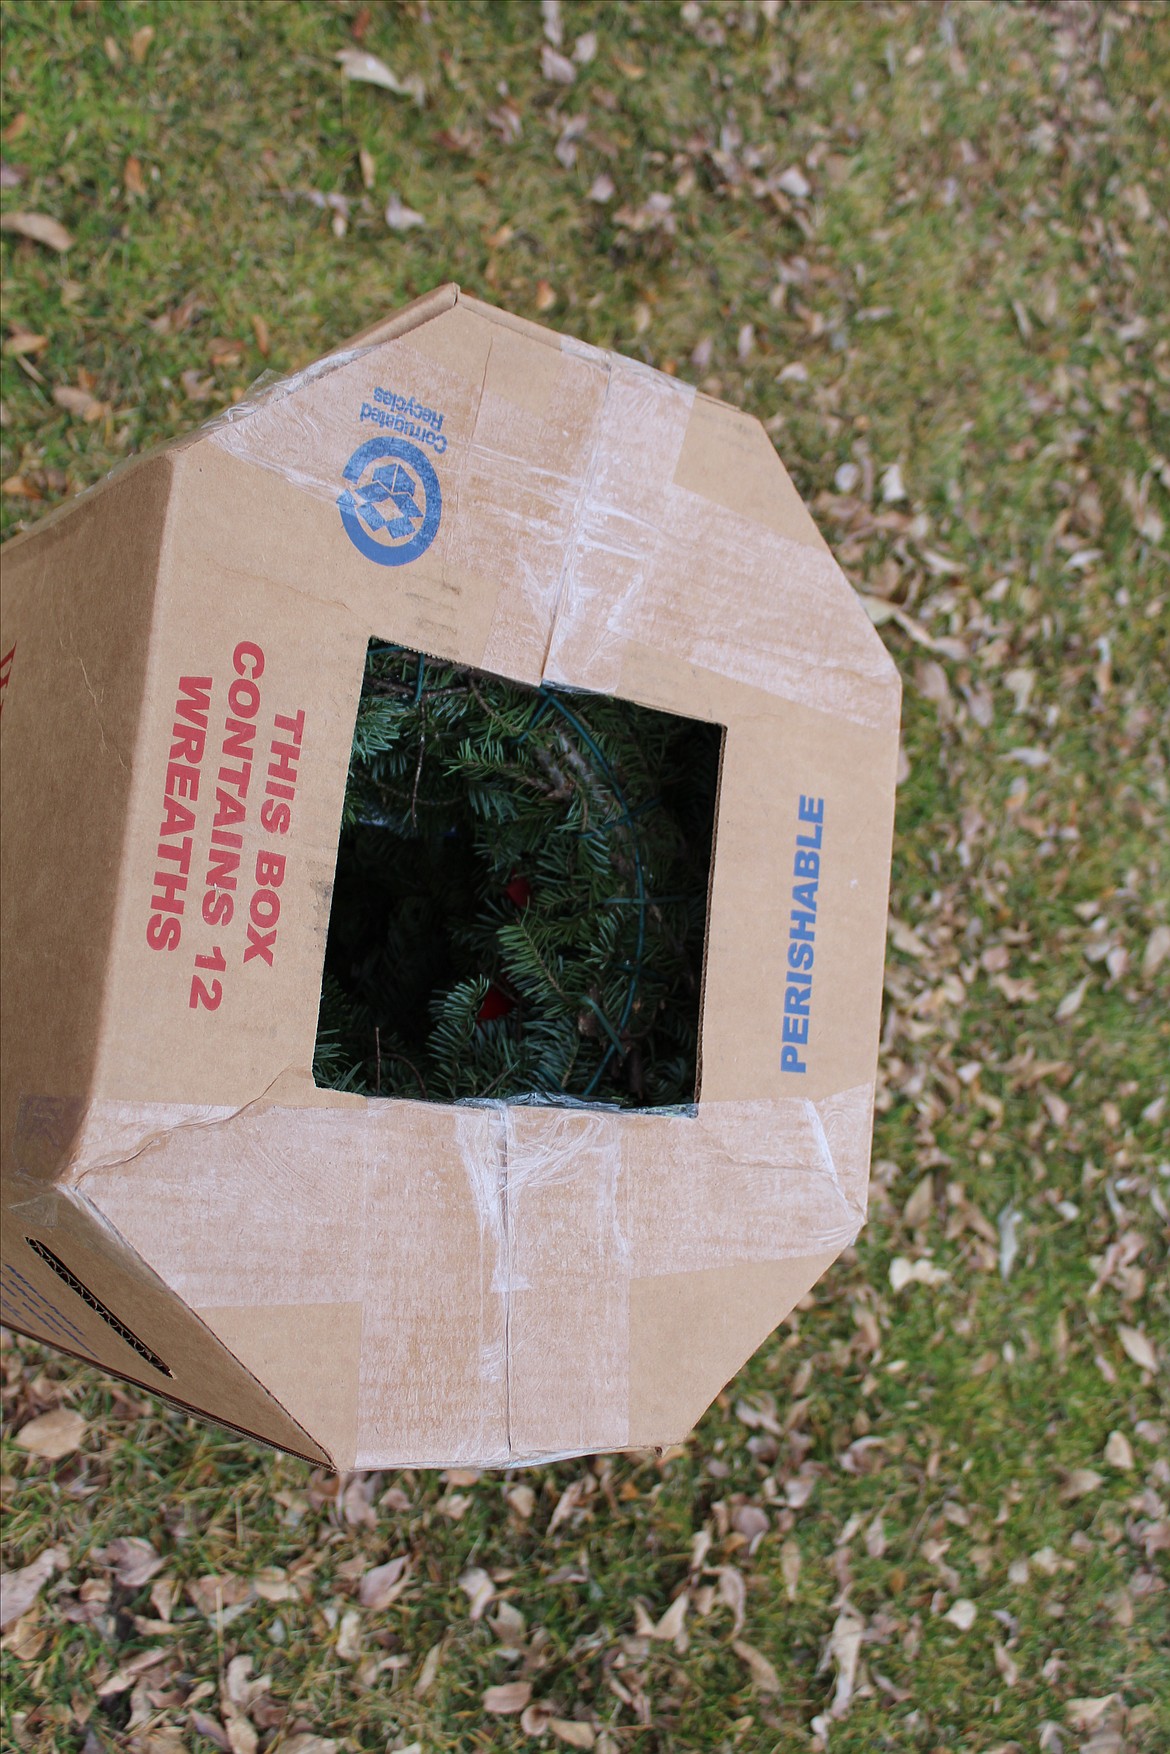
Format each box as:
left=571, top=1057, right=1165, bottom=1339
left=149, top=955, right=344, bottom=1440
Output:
left=338, top=437, right=442, bottom=566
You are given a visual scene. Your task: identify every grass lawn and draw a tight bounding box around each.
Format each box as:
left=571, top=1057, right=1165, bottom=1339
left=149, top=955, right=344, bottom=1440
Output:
left=2, top=2, right=1167, bottom=1750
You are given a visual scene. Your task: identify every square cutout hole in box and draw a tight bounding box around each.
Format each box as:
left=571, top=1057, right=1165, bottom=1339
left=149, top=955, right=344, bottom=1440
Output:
left=314, top=641, right=722, bottom=1108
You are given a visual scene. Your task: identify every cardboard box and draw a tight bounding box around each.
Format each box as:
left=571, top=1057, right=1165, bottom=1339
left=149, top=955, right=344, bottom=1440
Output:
left=0, top=285, right=900, bottom=1468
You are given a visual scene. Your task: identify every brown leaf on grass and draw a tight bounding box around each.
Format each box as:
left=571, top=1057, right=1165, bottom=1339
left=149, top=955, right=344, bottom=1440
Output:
left=0, top=158, right=24, bottom=189
left=487, top=100, right=523, bottom=145
left=223, top=1652, right=271, bottom=1712
left=281, top=1739, right=338, bottom=1754
left=1117, top=1325, right=1158, bottom=1371
left=1061, top=1468, right=1103, bottom=1501
left=335, top=1608, right=362, bottom=1660
left=335, top=48, right=425, bottom=106
left=732, top=1639, right=781, bottom=1694
left=53, top=384, right=104, bottom=420
left=99, top=1536, right=164, bottom=1588
left=189, top=1713, right=231, bottom=1753
left=824, top=1605, right=865, bottom=1716
left=15, top=1407, right=85, bottom=1458
left=1142, top=924, right=1170, bottom=977
left=185, top=1574, right=255, bottom=1620
left=506, top=1483, right=536, bottom=1519
left=358, top=146, right=375, bottom=190
left=385, top=193, right=425, bottom=232
left=4, top=330, right=48, bottom=355
left=780, top=1539, right=802, bottom=1601
left=208, top=337, right=245, bottom=368
left=130, top=25, right=155, bottom=64
left=358, top=1554, right=410, bottom=1610
left=1104, top=1431, right=1134, bottom=1470
left=541, top=44, right=576, bottom=85
left=0, top=1545, right=67, bottom=1630
left=413, top=1639, right=442, bottom=1696
left=551, top=1722, right=594, bottom=1749
left=718, top=1564, right=746, bottom=1632
left=994, top=1641, right=1021, bottom=1686
left=180, top=369, right=214, bottom=402
left=459, top=1566, right=495, bottom=1619
left=535, top=279, right=556, bottom=313
left=251, top=1566, right=295, bottom=1602
left=0, top=211, right=73, bottom=252
left=124, top=155, right=146, bottom=196
left=483, top=1680, right=532, bottom=1714
left=250, top=314, right=270, bottom=357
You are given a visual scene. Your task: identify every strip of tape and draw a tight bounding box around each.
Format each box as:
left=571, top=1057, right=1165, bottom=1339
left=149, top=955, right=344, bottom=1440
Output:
left=61, top=1084, right=870, bottom=1468
left=200, top=307, right=897, bottom=726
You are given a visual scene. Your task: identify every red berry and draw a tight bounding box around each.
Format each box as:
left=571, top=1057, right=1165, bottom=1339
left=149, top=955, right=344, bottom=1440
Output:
left=477, top=983, right=515, bottom=1023
left=504, top=872, right=532, bottom=909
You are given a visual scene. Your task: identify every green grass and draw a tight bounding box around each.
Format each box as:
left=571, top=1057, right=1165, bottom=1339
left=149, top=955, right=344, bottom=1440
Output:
left=2, top=2, right=1168, bottom=1750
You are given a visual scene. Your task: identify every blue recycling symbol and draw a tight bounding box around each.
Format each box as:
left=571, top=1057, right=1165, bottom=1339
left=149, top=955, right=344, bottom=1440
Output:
left=338, top=437, right=442, bottom=566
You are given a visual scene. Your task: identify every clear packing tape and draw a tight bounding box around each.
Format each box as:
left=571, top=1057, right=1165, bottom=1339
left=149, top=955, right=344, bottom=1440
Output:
left=204, top=319, right=898, bottom=730
left=45, top=1085, right=872, bottom=1469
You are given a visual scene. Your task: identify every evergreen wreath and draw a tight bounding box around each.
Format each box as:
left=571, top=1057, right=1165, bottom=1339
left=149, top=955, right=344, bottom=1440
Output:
left=313, top=641, right=721, bottom=1107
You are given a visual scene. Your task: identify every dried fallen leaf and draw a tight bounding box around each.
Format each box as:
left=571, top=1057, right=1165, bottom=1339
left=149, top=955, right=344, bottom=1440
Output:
left=535, top=279, right=556, bottom=313
left=484, top=1680, right=532, bottom=1714
left=0, top=211, right=73, bottom=252
left=652, top=1592, right=688, bottom=1641
left=733, top=1639, right=781, bottom=1695
left=385, top=193, right=425, bottom=232
left=718, top=1564, right=747, bottom=1631
left=250, top=314, right=270, bottom=357
left=124, top=155, right=146, bottom=196
left=994, top=1641, right=1020, bottom=1686
left=459, top=1566, right=494, bottom=1619
left=944, top=1597, right=977, bottom=1630
left=542, top=44, right=576, bottom=84
left=1117, top=1325, right=1158, bottom=1372
left=1104, top=1430, right=1134, bottom=1471
left=780, top=1539, right=801, bottom=1601
left=550, top=1722, right=594, bottom=1750
left=335, top=49, right=424, bottom=105
left=15, top=1407, right=85, bottom=1459
left=5, top=329, right=48, bottom=355
left=281, top=1739, right=339, bottom=1754
left=1055, top=977, right=1089, bottom=1021
left=180, top=369, right=214, bottom=402
left=1061, top=1468, right=1104, bottom=1501
left=53, top=384, right=102, bottom=420
left=825, top=1605, right=864, bottom=1716
left=889, top=1256, right=950, bottom=1290
left=101, top=1536, right=164, bottom=1588
left=358, top=146, right=375, bottom=190
left=587, top=172, right=615, bottom=204
left=506, top=1483, right=535, bottom=1519
left=1066, top=1696, right=1120, bottom=1732
left=998, top=1203, right=1021, bottom=1281
left=414, top=1640, right=442, bottom=1697
left=777, top=165, right=812, bottom=200
left=359, top=1554, right=410, bottom=1610
left=130, top=25, right=154, bottom=64
left=902, top=1173, right=935, bottom=1227
left=1142, top=924, right=1170, bottom=977
left=336, top=1607, right=362, bottom=1660
left=0, top=1545, right=67, bottom=1630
